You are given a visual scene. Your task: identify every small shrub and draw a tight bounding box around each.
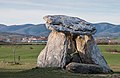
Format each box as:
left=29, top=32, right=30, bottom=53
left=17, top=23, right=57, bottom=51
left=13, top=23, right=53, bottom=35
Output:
left=106, top=48, right=120, bottom=53
left=30, top=47, right=33, bottom=49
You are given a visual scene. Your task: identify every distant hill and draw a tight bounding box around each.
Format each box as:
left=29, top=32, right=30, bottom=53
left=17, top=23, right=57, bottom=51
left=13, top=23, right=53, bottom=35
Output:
left=0, top=32, right=34, bottom=37
left=93, top=23, right=120, bottom=37
left=0, top=24, right=51, bottom=37
left=0, top=23, right=119, bottom=37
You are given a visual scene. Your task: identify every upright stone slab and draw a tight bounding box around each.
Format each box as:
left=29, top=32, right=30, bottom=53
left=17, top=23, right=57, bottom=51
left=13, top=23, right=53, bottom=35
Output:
left=37, top=31, right=68, bottom=67
left=37, top=15, right=112, bottom=73
left=75, top=35, right=111, bottom=73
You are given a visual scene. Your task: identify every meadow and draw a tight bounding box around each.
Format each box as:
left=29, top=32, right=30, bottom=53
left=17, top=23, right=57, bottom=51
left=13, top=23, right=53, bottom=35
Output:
left=0, top=44, right=120, bottom=78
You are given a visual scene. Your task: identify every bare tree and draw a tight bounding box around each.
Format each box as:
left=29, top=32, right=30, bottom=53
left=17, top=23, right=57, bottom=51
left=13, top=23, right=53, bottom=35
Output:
left=10, top=39, right=21, bottom=64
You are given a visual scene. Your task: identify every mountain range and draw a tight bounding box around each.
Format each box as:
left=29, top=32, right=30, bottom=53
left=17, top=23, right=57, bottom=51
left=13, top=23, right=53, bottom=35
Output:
left=0, top=23, right=120, bottom=37
left=0, top=24, right=51, bottom=37
left=93, top=23, right=120, bottom=37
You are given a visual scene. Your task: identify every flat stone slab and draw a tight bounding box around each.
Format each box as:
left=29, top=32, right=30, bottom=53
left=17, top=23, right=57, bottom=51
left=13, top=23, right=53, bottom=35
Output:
left=66, top=62, right=104, bottom=74
left=43, top=15, right=96, bottom=35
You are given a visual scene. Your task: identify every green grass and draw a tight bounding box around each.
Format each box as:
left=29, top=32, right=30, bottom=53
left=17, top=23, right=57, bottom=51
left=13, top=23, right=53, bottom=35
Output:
left=0, top=68, right=120, bottom=78
left=98, top=45, right=120, bottom=72
left=0, top=45, right=45, bottom=63
left=0, top=45, right=120, bottom=78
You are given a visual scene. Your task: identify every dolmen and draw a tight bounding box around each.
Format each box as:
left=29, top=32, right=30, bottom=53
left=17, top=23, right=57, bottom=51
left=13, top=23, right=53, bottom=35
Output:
left=37, top=15, right=112, bottom=74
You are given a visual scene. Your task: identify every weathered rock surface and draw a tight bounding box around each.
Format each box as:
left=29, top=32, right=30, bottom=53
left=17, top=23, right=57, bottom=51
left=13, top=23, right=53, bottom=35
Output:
left=66, top=62, right=103, bottom=74
left=37, top=31, right=68, bottom=67
left=43, top=15, right=96, bottom=35
left=75, top=35, right=111, bottom=73
left=37, top=15, right=112, bottom=73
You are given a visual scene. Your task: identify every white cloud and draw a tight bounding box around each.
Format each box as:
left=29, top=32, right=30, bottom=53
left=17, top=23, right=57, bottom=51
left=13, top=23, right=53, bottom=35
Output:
left=0, top=0, right=120, bottom=25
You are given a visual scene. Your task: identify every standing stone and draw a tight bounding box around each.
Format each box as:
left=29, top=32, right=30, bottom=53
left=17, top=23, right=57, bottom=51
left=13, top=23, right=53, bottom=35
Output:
left=37, top=31, right=68, bottom=68
left=75, top=35, right=111, bottom=73
left=37, top=15, right=112, bottom=73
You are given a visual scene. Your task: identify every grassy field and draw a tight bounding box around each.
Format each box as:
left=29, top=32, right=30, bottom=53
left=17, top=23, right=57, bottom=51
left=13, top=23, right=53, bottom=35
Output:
left=0, top=45, right=120, bottom=78
left=99, top=45, right=120, bottom=72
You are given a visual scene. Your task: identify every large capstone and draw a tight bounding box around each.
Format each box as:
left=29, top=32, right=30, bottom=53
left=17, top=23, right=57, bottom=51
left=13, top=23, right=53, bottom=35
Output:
left=37, top=15, right=112, bottom=73
left=43, top=15, right=96, bottom=35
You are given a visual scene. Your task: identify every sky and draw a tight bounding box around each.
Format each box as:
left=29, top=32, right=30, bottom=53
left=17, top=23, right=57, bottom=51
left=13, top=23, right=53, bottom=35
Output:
left=0, top=0, right=120, bottom=25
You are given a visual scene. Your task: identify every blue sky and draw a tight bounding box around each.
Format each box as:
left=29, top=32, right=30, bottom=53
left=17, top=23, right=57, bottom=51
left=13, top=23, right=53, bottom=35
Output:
left=0, top=0, right=120, bottom=25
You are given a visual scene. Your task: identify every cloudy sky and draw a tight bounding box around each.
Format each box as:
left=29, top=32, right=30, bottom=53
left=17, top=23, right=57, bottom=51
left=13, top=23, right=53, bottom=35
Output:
left=0, top=0, right=120, bottom=25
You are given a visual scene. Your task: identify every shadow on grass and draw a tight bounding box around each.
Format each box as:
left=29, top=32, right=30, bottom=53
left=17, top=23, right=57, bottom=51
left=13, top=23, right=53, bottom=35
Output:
left=114, top=71, right=120, bottom=74
left=0, top=68, right=120, bottom=78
